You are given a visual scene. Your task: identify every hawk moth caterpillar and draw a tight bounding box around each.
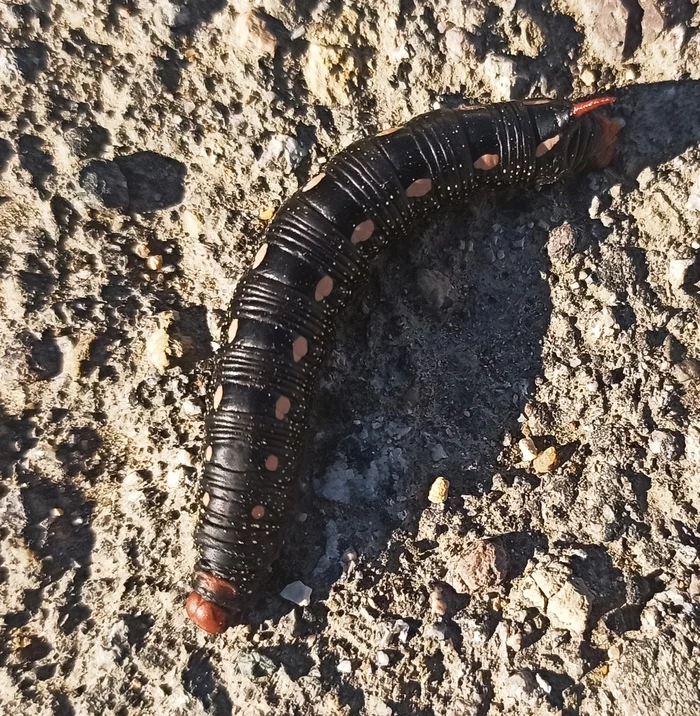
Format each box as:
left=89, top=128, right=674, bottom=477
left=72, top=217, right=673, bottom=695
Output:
left=185, top=96, right=620, bottom=634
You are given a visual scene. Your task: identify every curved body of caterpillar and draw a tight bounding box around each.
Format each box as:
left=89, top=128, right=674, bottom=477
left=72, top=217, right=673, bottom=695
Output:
left=186, top=96, right=620, bottom=634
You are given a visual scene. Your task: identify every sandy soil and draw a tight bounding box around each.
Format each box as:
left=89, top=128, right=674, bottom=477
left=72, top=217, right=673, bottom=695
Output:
left=1, top=1, right=700, bottom=714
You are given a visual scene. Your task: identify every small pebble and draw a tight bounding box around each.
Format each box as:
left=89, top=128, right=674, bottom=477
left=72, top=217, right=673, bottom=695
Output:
left=280, top=580, right=312, bottom=606
left=546, top=579, right=592, bottom=634
left=668, top=257, right=695, bottom=290
left=518, top=437, right=538, bottom=462
left=393, top=619, right=410, bottom=643
left=672, top=358, right=700, bottom=384
left=336, top=660, right=353, bottom=674
left=431, top=444, right=448, bottom=461
left=134, top=243, right=150, bottom=258
left=428, top=476, right=450, bottom=505
left=535, top=673, right=552, bottom=695
left=259, top=206, right=275, bottom=220
left=532, top=446, right=559, bottom=473
left=424, top=623, right=448, bottom=641
left=580, top=68, right=597, bottom=86
left=608, top=643, right=623, bottom=660
left=147, top=255, right=163, bottom=271
left=547, top=223, right=577, bottom=264
left=506, top=631, right=522, bottom=651
left=146, top=326, right=171, bottom=373
left=237, top=651, right=278, bottom=679
left=430, top=587, right=447, bottom=616
left=376, top=650, right=390, bottom=668
left=648, top=430, right=680, bottom=459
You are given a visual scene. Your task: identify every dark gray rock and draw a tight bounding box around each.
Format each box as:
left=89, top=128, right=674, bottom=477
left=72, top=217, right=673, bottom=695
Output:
left=66, top=125, right=112, bottom=159
left=79, top=160, right=129, bottom=209
left=114, top=152, right=186, bottom=212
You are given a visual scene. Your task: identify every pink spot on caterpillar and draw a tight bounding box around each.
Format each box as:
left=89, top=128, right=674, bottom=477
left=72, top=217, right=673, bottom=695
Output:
left=351, top=219, right=375, bottom=244
left=474, top=154, right=500, bottom=170
left=227, top=318, right=238, bottom=342
left=252, top=243, right=267, bottom=268
left=251, top=505, right=266, bottom=519
left=202, top=492, right=210, bottom=506
left=205, top=445, right=212, bottom=461
left=406, top=178, right=433, bottom=197
left=293, top=335, right=308, bottom=362
left=302, top=172, right=326, bottom=192
left=275, top=395, right=291, bottom=420
left=265, top=455, right=279, bottom=471
left=213, top=385, right=223, bottom=409
left=315, top=276, right=334, bottom=301
left=536, top=134, right=561, bottom=157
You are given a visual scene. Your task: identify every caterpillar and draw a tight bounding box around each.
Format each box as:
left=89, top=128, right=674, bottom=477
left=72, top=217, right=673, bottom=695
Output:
left=185, top=96, right=621, bottom=634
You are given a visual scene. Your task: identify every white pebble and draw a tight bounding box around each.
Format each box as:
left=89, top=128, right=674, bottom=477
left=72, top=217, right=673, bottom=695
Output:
left=376, top=651, right=390, bottom=668
left=336, top=660, right=353, bottom=674
left=518, top=437, right=538, bottom=462
left=580, top=68, right=597, bottom=86
left=668, top=258, right=694, bottom=291
left=280, top=580, right=312, bottom=606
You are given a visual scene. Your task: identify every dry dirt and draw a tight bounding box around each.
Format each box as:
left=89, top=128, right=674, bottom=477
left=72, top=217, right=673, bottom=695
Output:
left=1, top=1, right=700, bottom=715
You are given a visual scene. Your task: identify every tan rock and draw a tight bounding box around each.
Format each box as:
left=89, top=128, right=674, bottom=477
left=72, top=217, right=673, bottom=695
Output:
left=428, top=476, right=450, bottom=504
left=234, top=11, right=277, bottom=57
left=546, top=578, right=593, bottom=634
left=533, top=446, right=559, bottom=473
left=303, top=44, right=356, bottom=107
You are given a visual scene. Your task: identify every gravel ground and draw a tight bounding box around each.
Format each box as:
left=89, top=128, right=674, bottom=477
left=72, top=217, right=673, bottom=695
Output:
left=1, top=1, right=700, bottom=715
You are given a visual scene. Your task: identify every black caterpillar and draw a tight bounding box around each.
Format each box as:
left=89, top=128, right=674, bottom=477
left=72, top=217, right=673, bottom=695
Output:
left=185, top=96, right=620, bottom=634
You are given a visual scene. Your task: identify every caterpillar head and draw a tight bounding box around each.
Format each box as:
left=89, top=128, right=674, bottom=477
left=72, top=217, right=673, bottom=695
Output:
left=525, top=96, right=620, bottom=185
left=186, top=571, right=240, bottom=634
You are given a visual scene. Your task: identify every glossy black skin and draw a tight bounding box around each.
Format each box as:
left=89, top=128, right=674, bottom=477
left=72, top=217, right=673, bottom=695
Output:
left=193, top=99, right=607, bottom=618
